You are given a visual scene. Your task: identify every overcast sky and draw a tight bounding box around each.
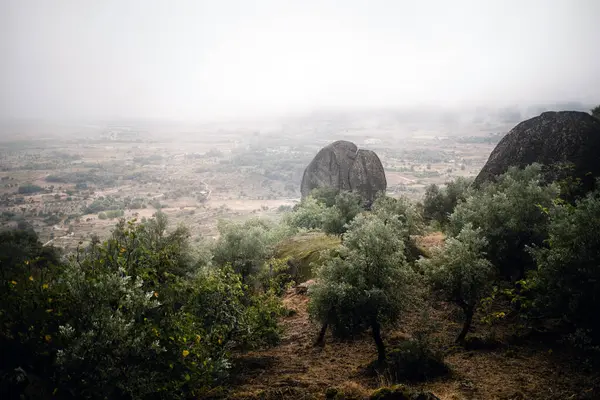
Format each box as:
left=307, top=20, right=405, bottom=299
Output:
left=1, top=0, right=599, bottom=121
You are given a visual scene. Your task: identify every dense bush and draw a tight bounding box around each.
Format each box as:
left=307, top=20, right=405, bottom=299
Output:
left=285, top=189, right=363, bottom=235
left=83, top=196, right=125, bottom=214
left=105, top=209, right=125, bottom=219
left=422, top=177, right=472, bottom=226
left=448, top=164, right=558, bottom=280
left=18, top=184, right=44, bottom=194
left=212, top=218, right=292, bottom=281
left=0, top=215, right=283, bottom=399
left=529, top=186, right=600, bottom=343
left=321, top=191, right=363, bottom=235
left=285, top=196, right=327, bottom=231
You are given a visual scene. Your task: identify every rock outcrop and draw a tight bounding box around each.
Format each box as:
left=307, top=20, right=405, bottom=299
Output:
left=475, top=111, right=600, bottom=193
left=301, top=140, right=386, bottom=202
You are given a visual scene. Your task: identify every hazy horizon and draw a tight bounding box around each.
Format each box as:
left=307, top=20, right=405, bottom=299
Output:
left=1, top=0, right=599, bottom=122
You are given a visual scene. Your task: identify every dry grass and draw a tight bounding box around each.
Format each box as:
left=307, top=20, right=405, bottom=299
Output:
left=227, top=285, right=599, bottom=400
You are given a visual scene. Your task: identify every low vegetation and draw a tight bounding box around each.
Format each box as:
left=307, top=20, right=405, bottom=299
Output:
left=1, top=165, right=600, bottom=399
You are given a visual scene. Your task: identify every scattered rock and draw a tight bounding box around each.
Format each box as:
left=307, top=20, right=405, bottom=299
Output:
left=475, top=111, right=600, bottom=194
left=301, top=140, right=387, bottom=203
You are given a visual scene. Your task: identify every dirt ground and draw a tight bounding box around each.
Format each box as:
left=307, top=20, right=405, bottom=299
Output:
left=227, top=288, right=599, bottom=400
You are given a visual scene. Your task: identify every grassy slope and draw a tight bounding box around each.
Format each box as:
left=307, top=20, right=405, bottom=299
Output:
left=275, top=232, right=341, bottom=281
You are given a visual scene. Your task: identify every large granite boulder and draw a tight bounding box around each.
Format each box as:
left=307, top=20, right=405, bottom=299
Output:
left=301, top=140, right=387, bottom=202
left=475, top=111, right=600, bottom=193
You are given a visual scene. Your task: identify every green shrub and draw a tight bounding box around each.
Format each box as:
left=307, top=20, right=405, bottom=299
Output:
left=285, top=190, right=363, bottom=235
left=422, top=177, right=472, bottom=226
left=212, top=218, right=292, bottom=281
left=322, top=191, right=363, bottom=235
left=448, top=164, right=558, bottom=280
left=255, top=257, right=295, bottom=295
left=530, top=186, right=600, bottom=342
left=84, top=196, right=125, bottom=214
left=18, top=184, right=44, bottom=194
left=0, top=215, right=283, bottom=398
left=285, top=196, right=327, bottom=231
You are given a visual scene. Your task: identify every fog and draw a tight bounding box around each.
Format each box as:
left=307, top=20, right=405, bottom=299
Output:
left=1, top=0, right=599, bottom=121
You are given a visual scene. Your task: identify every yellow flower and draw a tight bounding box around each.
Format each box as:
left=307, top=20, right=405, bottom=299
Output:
left=11, top=281, right=17, bottom=285
left=42, top=283, right=49, bottom=289
left=120, top=247, right=126, bottom=253
left=182, top=350, right=190, bottom=357
left=29, top=276, right=34, bottom=281
left=195, top=335, right=201, bottom=343
left=46, top=309, right=53, bottom=313
left=25, top=260, right=29, bottom=265
left=44, top=334, right=51, bottom=342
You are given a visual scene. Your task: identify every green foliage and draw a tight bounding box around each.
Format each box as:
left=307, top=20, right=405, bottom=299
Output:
left=310, top=187, right=340, bottom=207
left=422, top=177, right=472, bottom=226
left=591, top=105, right=600, bottom=119
left=0, top=228, right=60, bottom=272
left=322, top=191, right=363, bottom=235
left=529, top=187, right=600, bottom=342
left=448, top=164, right=558, bottom=279
left=84, top=195, right=125, bottom=214
left=255, top=257, right=295, bottom=296
left=309, top=213, right=414, bottom=353
left=372, top=194, right=423, bottom=237
left=18, top=184, right=44, bottom=194
left=105, top=209, right=125, bottom=219
left=0, top=215, right=283, bottom=399
left=372, top=194, right=424, bottom=261
left=286, top=189, right=363, bottom=235
left=419, top=226, right=495, bottom=342
left=285, top=196, right=327, bottom=231
left=212, top=218, right=292, bottom=281
left=45, top=175, right=67, bottom=183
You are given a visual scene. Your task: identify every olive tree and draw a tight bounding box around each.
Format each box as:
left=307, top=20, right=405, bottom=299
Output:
left=419, top=225, right=495, bottom=343
left=308, top=213, right=415, bottom=363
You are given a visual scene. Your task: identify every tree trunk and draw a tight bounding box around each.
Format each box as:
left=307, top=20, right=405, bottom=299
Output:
left=315, top=322, right=328, bottom=346
left=456, top=306, right=474, bottom=343
left=371, top=319, right=386, bottom=364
